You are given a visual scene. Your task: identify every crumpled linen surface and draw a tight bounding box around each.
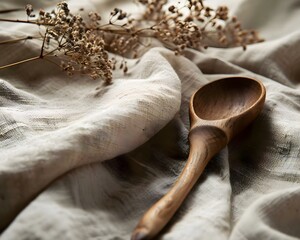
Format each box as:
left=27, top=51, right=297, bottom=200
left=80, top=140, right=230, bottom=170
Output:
left=1, top=0, right=300, bottom=239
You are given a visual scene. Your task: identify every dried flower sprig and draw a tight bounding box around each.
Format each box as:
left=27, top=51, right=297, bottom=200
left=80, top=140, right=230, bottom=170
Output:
left=0, top=0, right=263, bottom=83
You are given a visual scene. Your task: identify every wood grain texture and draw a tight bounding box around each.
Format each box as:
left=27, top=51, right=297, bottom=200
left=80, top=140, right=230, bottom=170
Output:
left=132, top=77, right=266, bottom=240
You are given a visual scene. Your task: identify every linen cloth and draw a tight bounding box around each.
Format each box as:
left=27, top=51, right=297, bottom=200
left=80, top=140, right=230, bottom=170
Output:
left=1, top=0, right=300, bottom=239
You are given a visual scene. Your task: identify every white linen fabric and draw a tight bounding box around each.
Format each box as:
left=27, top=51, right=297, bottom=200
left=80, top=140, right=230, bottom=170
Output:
left=1, top=0, right=300, bottom=239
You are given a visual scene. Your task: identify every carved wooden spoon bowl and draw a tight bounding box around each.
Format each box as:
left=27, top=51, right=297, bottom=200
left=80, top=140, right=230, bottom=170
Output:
left=132, top=76, right=266, bottom=240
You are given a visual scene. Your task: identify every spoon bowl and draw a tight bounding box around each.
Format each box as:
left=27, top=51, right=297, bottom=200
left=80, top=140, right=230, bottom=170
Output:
left=190, top=77, right=266, bottom=141
left=132, top=76, right=266, bottom=240
left=192, top=77, right=263, bottom=120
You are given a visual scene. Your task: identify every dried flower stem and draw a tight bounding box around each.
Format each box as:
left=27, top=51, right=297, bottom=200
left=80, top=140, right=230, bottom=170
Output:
left=0, top=56, right=40, bottom=70
left=40, top=29, right=48, bottom=57
left=0, top=17, right=43, bottom=25
left=0, top=36, right=40, bottom=45
left=0, top=39, right=62, bottom=70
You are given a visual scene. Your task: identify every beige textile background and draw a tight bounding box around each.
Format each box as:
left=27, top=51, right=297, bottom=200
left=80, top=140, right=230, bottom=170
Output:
left=1, top=0, right=300, bottom=239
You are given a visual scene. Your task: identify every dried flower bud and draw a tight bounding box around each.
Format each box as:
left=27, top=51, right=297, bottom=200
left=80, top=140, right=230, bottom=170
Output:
left=25, top=4, right=33, bottom=17
left=39, top=9, right=45, bottom=16
left=168, top=5, right=175, bottom=13
left=123, top=65, right=128, bottom=73
left=118, top=12, right=127, bottom=20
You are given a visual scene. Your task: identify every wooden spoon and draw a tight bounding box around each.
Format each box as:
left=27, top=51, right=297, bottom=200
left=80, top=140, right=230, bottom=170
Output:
left=131, top=76, right=266, bottom=240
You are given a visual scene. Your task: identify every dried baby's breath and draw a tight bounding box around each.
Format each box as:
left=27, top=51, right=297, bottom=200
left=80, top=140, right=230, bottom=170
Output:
left=0, top=0, right=263, bottom=83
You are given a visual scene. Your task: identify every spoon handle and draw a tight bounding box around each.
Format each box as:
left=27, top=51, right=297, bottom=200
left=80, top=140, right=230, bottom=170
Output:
left=131, top=126, right=228, bottom=240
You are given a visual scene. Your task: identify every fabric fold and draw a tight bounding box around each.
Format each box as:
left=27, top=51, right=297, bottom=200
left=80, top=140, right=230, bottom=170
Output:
left=0, top=48, right=181, bottom=230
